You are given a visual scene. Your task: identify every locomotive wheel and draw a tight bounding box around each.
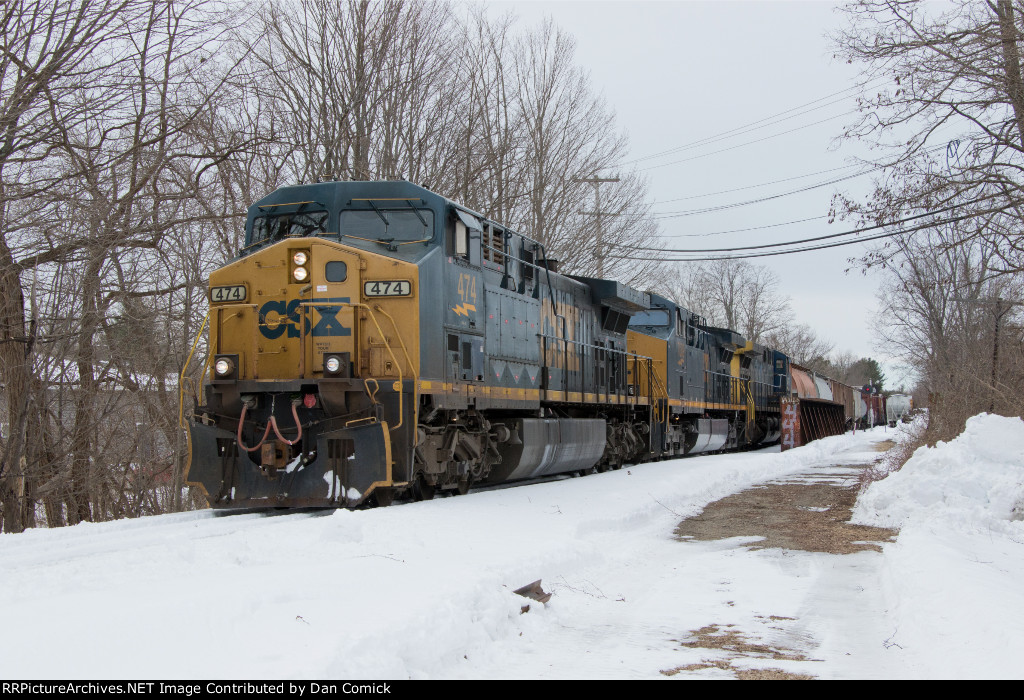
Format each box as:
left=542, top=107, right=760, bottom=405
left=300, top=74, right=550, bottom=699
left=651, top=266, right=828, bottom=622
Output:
left=412, top=475, right=435, bottom=501
left=456, top=477, right=472, bottom=496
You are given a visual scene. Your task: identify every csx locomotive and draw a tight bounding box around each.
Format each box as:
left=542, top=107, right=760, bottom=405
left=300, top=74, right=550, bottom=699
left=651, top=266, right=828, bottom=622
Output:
left=183, top=180, right=789, bottom=508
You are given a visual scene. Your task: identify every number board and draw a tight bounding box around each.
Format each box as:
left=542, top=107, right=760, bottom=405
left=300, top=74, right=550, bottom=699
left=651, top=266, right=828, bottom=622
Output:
left=363, top=280, right=412, bottom=297
left=210, top=285, right=246, bottom=303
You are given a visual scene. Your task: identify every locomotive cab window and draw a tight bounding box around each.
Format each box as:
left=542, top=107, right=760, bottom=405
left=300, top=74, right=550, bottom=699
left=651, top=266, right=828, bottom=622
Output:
left=249, top=210, right=328, bottom=246
left=325, top=261, right=347, bottom=282
left=340, top=209, right=433, bottom=244
left=629, top=309, right=669, bottom=327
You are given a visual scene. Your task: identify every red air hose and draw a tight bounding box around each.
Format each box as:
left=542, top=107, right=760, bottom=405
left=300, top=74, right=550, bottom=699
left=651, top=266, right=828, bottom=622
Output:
left=270, top=401, right=303, bottom=446
left=236, top=402, right=272, bottom=452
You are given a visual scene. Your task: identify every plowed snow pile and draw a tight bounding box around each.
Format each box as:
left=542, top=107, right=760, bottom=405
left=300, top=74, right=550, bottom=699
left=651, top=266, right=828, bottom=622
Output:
left=850, top=414, right=1024, bottom=678
left=854, top=414, right=1024, bottom=530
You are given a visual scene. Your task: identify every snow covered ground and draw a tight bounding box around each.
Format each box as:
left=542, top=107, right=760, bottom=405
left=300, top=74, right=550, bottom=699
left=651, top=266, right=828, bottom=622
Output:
left=1, top=417, right=1022, bottom=679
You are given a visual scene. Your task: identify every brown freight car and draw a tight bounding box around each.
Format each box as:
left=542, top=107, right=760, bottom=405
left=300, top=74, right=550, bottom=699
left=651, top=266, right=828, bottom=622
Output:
left=781, top=364, right=852, bottom=450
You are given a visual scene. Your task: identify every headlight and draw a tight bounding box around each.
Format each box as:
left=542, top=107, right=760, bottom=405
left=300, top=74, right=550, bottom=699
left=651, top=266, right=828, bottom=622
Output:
left=292, top=266, right=308, bottom=282
left=323, top=353, right=349, bottom=377
left=214, top=355, right=236, bottom=378
left=292, top=251, right=308, bottom=266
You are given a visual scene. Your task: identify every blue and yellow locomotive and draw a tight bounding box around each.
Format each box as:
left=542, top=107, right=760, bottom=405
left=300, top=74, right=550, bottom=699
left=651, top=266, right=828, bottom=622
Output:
left=184, top=181, right=789, bottom=508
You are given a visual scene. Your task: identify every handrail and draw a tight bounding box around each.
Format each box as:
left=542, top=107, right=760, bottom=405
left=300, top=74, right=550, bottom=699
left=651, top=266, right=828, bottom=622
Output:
left=633, top=355, right=670, bottom=428
left=649, top=360, right=670, bottom=420
left=178, top=310, right=211, bottom=475
left=536, top=332, right=654, bottom=360
left=178, top=310, right=210, bottom=431
left=311, top=301, right=406, bottom=431
left=741, top=379, right=756, bottom=426
left=703, top=370, right=744, bottom=409
left=537, top=330, right=654, bottom=398
left=372, top=304, right=420, bottom=433
left=371, top=305, right=418, bottom=387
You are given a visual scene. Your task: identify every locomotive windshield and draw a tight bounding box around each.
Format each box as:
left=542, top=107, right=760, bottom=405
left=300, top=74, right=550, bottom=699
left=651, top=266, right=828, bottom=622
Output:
left=340, top=209, right=434, bottom=243
left=629, top=309, right=669, bottom=327
left=250, top=210, right=328, bottom=246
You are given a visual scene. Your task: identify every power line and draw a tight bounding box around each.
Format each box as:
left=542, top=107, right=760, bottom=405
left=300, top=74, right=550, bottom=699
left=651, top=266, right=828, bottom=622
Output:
left=646, top=214, right=828, bottom=239
left=605, top=212, right=965, bottom=262
left=617, top=78, right=890, bottom=168
left=649, top=162, right=866, bottom=205
left=650, top=168, right=872, bottom=219
left=647, top=142, right=954, bottom=220
left=637, top=113, right=849, bottom=173
left=631, top=192, right=1002, bottom=253
left=607, top=192, right=1005, bottom=260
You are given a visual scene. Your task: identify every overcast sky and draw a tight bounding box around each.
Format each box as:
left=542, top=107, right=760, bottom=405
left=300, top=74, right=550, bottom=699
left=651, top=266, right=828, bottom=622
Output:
left=488, top=1, right=910, bottom=385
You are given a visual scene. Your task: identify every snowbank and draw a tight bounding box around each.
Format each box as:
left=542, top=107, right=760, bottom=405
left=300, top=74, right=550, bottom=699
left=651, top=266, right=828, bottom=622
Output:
left=853, top=413, right=1024, bottom=530
left=850, top=413, right=1024, bottom=679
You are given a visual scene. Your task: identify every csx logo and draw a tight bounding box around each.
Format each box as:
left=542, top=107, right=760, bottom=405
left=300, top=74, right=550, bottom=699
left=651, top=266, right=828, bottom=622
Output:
left=258, top=297, right=351, bottom=339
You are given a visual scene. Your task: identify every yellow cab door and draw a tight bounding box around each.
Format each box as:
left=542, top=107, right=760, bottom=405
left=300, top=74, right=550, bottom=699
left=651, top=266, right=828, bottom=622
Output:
left=303, top=242, right=361, bottom=378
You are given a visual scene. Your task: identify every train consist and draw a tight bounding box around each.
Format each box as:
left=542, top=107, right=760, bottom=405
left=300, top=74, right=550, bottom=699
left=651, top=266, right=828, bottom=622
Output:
left=182, top=181, right=886, bottom=509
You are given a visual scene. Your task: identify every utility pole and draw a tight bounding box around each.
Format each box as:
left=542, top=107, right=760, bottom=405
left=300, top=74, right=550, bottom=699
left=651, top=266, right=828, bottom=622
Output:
left=990, top=297, right=1010, bottom=413
left=953, top=296, right=1019, bottom=413
left=574, top=175, right=619, bottom=278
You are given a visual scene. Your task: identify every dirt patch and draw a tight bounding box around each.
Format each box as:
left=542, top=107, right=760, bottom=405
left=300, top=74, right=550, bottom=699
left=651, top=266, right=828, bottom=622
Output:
left=673, top=463, right=897, bottom=554
left=675, top=624, right=808, bottom=660
left=734, top=667, right=816, bottom=680
left=661, top=624, right=816, bottom=680
left=664, top=446, right=899, bottom=678
left=661, top=661, right=813, bottom=679
left=873, top=439, right=896, bottom=452
left=661, top=659, right=732, bottom=675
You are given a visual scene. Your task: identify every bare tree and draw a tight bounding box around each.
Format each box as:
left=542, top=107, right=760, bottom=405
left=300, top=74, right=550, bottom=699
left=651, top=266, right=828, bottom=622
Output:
left=505, top=19, right=661, bottom=284
left=664, top=259, right=791, bottom=344
left=448, top=8, right=523, bottom=224
left=246, top=3, right=661, bottom=284
left=833, top=0, right=1024, bottom=435
left=833, top=1, right=1024, bottom=278
left=249, top=0, right=460, bottom=186
left=0, top=0, right=151, bottom=533
left=869, top=221, right=1024, bottom=437
left=763, top=323, right=836, bottom=370
left=0, top=0, right=252, bottom=531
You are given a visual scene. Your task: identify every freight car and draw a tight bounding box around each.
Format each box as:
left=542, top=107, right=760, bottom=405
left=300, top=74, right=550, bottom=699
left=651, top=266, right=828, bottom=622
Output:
left=886, top=394, right=913, bottom=425
left=182, top=181, right=790, bottom=509
left=779, top=364, right=897, bottom=449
